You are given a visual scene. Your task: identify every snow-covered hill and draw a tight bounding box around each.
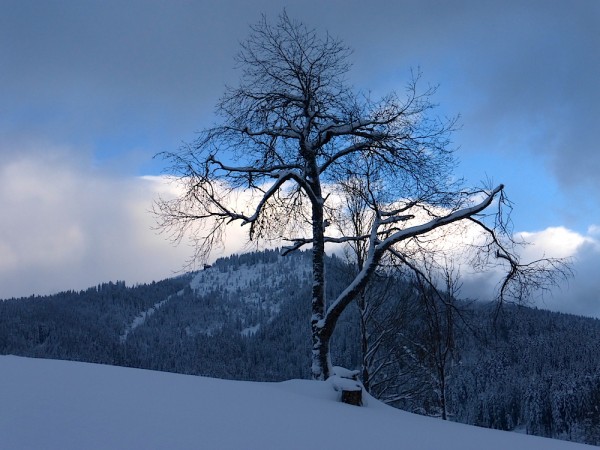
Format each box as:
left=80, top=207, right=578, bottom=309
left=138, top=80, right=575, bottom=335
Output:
left=0, top=356, right=594, bottom=450
left=190, top=251, right=312, bottom=335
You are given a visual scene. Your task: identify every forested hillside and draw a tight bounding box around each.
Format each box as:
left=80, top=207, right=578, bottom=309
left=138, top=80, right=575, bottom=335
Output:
left=1, top=249, right=599, bottom=445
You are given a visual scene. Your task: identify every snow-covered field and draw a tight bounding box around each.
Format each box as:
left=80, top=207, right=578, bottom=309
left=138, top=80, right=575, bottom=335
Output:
left=0, top=356, right=594, bottom=450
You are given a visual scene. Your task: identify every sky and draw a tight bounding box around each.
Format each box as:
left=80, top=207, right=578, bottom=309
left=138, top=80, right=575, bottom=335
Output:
left=1, top=0, right=600, bottom=316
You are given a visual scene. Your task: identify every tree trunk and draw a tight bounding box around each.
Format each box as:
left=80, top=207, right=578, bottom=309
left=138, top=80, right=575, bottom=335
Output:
left=308, top=160, right=330, bottom=380
left=439, top=364, right=448, bottom=420
left=311, top=322, right=331, bottom=380
left=440, top=381, right=448, bottom=420
left=359, top=295, right=370, bottom=392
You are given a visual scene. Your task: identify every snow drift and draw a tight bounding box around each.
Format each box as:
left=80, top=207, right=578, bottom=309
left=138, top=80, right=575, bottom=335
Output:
left=0, top=356, right=594, bottom=450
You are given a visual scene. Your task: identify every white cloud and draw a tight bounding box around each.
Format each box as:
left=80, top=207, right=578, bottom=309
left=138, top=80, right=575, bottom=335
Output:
left=0, top=157, right=87, bottom=271
left=0, top=146, right=190, bottom=299
left=587, top=224, right=600, bottom=237
left=0, top=143, right=264, bottom=299
left=460, top=225, right=600, bottom=318
left=515, top=227, right=593, bottom=260
left=522, top=227, right=600, bottom=318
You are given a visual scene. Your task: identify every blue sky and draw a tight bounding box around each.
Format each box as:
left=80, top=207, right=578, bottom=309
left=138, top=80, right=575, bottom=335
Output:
left=2, top=0, right=600, bottom=316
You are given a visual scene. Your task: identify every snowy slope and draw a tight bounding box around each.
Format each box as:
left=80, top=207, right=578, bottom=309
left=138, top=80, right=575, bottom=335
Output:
left=0, top=356, right=594, bottom=450
left=189, top=254, right=311, bottom=335
left=190, top=254, right=310, bottom=298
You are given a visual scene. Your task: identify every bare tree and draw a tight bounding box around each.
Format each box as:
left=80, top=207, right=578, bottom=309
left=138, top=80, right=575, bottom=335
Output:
left=335, top=175, right=417, bottom=395
left=154, top=12, right=569, bottom=381
left=411, top=261, right=462, bottom=420
left=356, top=277, right=421, bottom=401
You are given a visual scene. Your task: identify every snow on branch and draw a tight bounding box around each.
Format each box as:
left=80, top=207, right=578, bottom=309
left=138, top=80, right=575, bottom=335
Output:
left=321, top=185, right=505, bottom=333
left=377, top=184, right=504, bottom=252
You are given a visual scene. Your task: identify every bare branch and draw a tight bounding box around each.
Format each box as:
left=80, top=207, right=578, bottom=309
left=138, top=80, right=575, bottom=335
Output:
left=378, top=185, right=504, bottom=252
left=468, top=217, right=573, bottom=309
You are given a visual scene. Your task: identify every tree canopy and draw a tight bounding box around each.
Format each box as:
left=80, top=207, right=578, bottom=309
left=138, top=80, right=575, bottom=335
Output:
left=155, top=12, right=569, bottom=380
